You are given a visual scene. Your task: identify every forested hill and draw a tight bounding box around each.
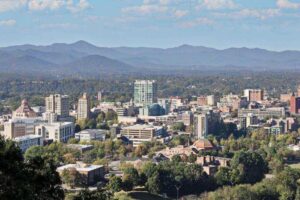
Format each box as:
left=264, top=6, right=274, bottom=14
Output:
left=1, top=40, right=300, bottom=77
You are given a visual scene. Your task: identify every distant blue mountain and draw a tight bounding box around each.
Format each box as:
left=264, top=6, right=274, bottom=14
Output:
left=1, top=40, right=300, bottom=76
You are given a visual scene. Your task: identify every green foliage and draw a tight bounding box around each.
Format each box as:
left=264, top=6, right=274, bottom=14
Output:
left=0, top=137, right=64, bottom=200
left=230, top=150, right=268, bottom=184
left=108, top=175, right=123, bottom=194
left=122, top=167, right=140, bottom=191
left=172, top=122, right=186, bottom=131
left=206, top=168, right=300, bottom=200
left=141, top=161, right=217, bottom=197
left=73, top=189, right=112, bottom=200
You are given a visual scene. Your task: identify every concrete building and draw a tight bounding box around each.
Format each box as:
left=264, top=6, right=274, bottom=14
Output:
left=280, top=93, right=292, bottom=103
left=134, top=80, right=157, bottom=106
left=197, top=96, right=207, bottom=106
left=3, top=118, right=43, bottom=139
left=207, top=95, right=216, bottom=106
left=116, top=107, right=128, bottom=117
left=35, top=122, right=74, bottom=143
left=14, top=134, right=43, bottom=152
left=12, top=99, right=37, bottom=119
left=97, top=91, right=102, bottom=101
left=121, top=124, right=164, bottom=147
left=45, top=94, right=69, bottom=118
left=244, top=89, right=264, bottom=102
left=290, top=93, right=300, bottom=114
left=194, top=114, right=208, bottom=139
left=75, top=129, right=107, bottom=142
left=179, top=111, right=193, bottom=126
left=238, top=107, right=285, bottom=118
left=77, top=93, right=90, bottom=120
left=57, top=162, right=105, bottom=186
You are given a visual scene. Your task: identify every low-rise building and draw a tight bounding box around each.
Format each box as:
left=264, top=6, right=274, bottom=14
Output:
left=57, top=162, right=105, bottom=186
left=238, top=107, right=285, bottom=118
left=75, top=129, right=107, bottom=142
left=121, top=124, right=165, bottom=147
left=66, top=144, right=94, bottom=153
left=14, top=134, right=43, bottom=152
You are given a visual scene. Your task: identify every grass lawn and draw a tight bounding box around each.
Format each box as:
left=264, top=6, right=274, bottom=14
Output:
left=289, top=163, right=300, bottom=169
left=128, top=191, right=170, bottom=200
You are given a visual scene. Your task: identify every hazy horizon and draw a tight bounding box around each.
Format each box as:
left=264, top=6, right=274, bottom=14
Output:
left=1, top=0, right=300, bottom=51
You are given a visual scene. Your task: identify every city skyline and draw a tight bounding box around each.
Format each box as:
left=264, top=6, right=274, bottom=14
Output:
left=1, top=0, right=300, bottom=50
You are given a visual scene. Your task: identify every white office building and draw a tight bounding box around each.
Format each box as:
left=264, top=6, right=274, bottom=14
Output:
left=35, top=122, right=74, bottom=143
left=194, top=114, right=208, bottom=139
left=75, top=129, right=107, bottom=142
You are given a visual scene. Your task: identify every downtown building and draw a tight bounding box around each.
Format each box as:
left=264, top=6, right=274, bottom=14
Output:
left=45, top=94, right=70, bottom=122
left=77, top=93, right=90, bottom=120
left=244, top=89, right=264, bottom=102
left=290, top=93, right=300, bottom=114
left=134, top=80, right=157, bottom=107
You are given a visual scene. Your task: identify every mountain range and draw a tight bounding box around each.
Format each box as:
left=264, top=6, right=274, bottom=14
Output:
left=1, top=40, right=300, bottom=77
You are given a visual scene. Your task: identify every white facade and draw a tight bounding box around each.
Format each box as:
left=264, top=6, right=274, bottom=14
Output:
left=194, top=114, right=208, bottom=139
left=77, top=93, right=90, bottom=120
left=35, top=122, right=74, bottom=143
left=207, top=95, right=215, bottom=106
left=75, top=129, right=107, bottom=142
left=121, top=124, right=164, bottom=147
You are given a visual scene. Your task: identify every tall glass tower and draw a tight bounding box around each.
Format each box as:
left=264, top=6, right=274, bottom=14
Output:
left=134, top=80, right=157, bottom=106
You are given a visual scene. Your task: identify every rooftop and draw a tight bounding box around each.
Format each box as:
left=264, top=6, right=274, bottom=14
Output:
left=14, top=134, right=42, bottom=142
left=57, top=162, right=103, bottom=172
left=122, top=124, right=162, bottom=130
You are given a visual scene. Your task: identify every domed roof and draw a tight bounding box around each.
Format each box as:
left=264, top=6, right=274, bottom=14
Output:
left=14, top=99, right=37, bottom=118
left=21, top=99, right=28, bottom=105
left=193, top=139, right=214, bottom=150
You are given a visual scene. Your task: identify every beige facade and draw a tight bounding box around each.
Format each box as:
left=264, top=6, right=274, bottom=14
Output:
left=45, top=94, right=69, bottom=118
left=77, top=93, right=90, bottom=120
left=121, top=124, right=163, bottom=147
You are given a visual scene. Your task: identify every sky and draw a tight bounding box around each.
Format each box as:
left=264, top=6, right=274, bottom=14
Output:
left=1, top=0, right=300, bottom=50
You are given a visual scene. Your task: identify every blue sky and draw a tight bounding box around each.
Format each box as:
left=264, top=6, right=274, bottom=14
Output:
left=1, top=0, right=300, bottom=50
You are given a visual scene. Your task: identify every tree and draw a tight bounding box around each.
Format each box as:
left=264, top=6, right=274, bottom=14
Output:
left=0, top=137, right=64, bottom=200
left=122, top=167, right=140, bottom=191
left=61, top=168, right=78, bottom=188
left=172, top=122, right=186, bottom=131
left=108, top=175, right=122, bottom=193
left=276, top=168, right=300, bottom=200
left=230, top=150, right=268, bottom=184
left=214, top=167, right=232, bottom=186
left=106, top=110, right=118, bottom=122
left=25, top=156, right=65, bottom=199
left=172, top=154, right=182, bottom=163
left=146, top=171, right=161, bottom=194
left=188, top=153, right=197, bottom=163
left=73, top=189, right=111, bottom=200
left=24, top=145, right=45, bottom=161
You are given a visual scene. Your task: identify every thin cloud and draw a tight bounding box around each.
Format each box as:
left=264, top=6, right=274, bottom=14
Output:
left=122, top=4, right=168, bottom=15
left=0, top=19, right=16, bottom=26
left=180, top=17, right=214, bottom=28
left=277, top=0, right=300, bottom=9
left=0, top=0, right=90, bottom=13
left=215, top=9, right=281, bottom=20
left=197, top=0, right=238, bottom=10
left=0, top=0, right=26, bottom=12
left=173, top=9, right=188, bottom=18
